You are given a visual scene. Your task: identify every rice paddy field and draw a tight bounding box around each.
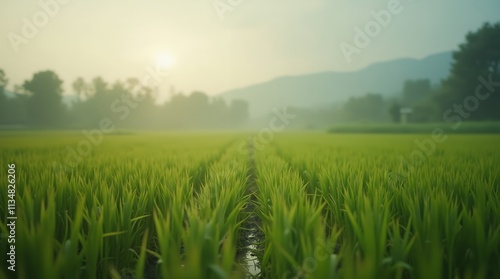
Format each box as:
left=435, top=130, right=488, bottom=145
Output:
left=0, top=132, right=499, bottom=279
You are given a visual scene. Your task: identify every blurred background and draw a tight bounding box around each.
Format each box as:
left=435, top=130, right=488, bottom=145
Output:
left=0, top=0, right=499, bottom=131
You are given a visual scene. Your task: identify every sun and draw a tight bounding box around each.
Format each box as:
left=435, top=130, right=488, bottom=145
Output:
left=156, top=53, right=175, bottom=69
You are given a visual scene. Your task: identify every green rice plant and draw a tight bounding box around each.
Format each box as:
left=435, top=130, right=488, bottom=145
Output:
left=254, top=150, right=339, bottom=279
left=1, top=132, right=499, bottom=278
left=0, top=132, right=242, bottom=278
left=270, top=133, right=500, bottom=278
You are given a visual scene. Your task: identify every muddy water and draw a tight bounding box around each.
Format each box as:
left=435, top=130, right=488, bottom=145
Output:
left=243, top=228, right=260, bottom=277
left=241, top=139, right=261, bottom=278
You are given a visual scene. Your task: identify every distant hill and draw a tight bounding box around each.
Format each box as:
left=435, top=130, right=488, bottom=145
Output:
left=219, top=51, right=453, bottom=117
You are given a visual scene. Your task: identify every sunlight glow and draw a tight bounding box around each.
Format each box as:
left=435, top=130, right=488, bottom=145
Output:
left=156, top=52, right=175, bottom=69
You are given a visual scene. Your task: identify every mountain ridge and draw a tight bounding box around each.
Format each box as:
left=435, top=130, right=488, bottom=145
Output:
left=219, top=51, right=454, bottom=116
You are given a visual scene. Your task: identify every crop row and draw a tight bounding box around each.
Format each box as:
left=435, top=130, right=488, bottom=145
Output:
left=1, top=133, right=499, bottom=278
left=269, top=134, right=500, bottom=279
left=0, top=134, right=249, bottom=279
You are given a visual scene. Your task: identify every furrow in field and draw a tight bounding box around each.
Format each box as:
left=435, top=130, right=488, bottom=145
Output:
left=236, top=138, right=263, bottom=278
left=156, top=137, right=251, bottom=278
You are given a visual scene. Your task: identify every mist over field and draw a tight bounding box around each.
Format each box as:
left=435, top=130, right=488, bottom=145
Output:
left=1, top=1, right=500, bottom=131
left=1, top=1, right=500, bottom=279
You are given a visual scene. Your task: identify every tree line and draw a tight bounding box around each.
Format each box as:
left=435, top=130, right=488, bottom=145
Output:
left=344, top=22, right=500, bottom=124
left=1, top=22, right=499, bottom=129
left=0, top=71, right=249, bottom=130
left=245, top=22, right=500, bottom=129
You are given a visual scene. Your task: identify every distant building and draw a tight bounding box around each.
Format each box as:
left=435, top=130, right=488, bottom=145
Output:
left=400, top=107, right=413, bottom=124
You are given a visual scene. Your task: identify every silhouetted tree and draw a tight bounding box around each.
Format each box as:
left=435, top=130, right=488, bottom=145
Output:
left=0, top=69, right=7, bottom=94
left=0, top=69, right=8, bottom=125
left=72, top=77, right=87, bottom=103
left=23, top=70, right=65, bottom=127
left=411, top=103, right=437, bottom=123
left=127, top=85, right=159, bottom=129
left=126, top=77, right=140, bottom=92
left=74, top=76, right=111, bottom=127
left=0, top=82, right=29, bottom=126
left=7, top=69, right=252, bottom=130
left=388, top=101, right=401, bottom=123
left=92, top=77, right=108, bottom=97
left=8, top=89, right=29, bottom=125
left=438, top=22, right=500, bottom=120
left=342, top=93, right=387, bottom=122
left=165, top=93, right=188, bottom=129
left=210, top=97, right=230, bottom=129
left=403, top=79, right=431, bottom=106
left=162, top=92, right=249, bottom=130
left=186, top=92, right=210, bottom=128
left=229, top=99, right=249, bottom=127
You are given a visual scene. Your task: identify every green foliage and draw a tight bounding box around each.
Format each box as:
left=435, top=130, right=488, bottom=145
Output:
left=438, top=22, right=500, bottom=120
left=0, top=132, right=499, bottom=278
left=329, top=121, right=500, bottom=134
left=402, top=79, right=432, bottom=107
left=22, top=70, right=66, bottom=127
left=341, top=93, right=389, bottom=122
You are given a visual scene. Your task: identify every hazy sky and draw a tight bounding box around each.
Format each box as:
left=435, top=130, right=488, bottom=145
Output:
left=1, top=0, right=499, bottom=100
